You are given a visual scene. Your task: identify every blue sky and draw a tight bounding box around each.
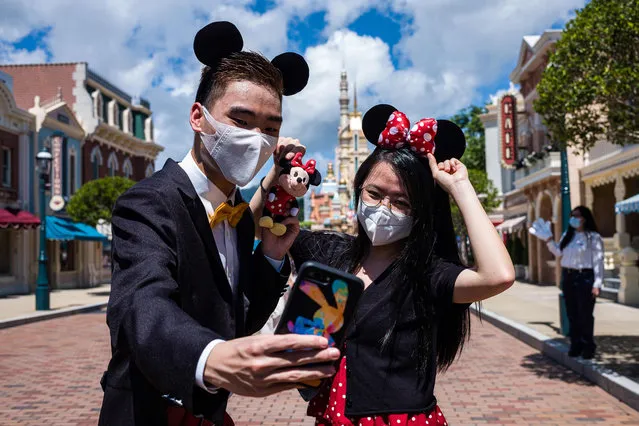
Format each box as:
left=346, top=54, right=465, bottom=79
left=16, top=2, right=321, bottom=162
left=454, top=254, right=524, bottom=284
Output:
left=0, top=0, right=586, bottom=187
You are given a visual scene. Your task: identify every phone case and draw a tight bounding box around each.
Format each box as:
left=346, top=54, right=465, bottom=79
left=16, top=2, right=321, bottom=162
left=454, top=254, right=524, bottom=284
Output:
left=275, top=261, right=364, bottom=388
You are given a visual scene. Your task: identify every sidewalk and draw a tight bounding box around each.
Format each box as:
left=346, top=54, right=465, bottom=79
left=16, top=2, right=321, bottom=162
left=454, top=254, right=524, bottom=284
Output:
left=0, top=284, right=110, bottom=323
left=481, top=281, right=639, bottom=385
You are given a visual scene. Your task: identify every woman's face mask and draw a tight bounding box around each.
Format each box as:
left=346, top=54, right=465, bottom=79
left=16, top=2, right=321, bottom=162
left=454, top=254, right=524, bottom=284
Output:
left=357, top=198, right=413, bottom=246
left=199, top=106, right=278, bottom=187
left=569, top=216, right=583, bottom=229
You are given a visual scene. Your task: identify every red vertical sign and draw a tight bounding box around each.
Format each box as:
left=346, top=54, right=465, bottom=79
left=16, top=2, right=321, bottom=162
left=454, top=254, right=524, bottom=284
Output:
left=501, top=95, right=517, bottom=167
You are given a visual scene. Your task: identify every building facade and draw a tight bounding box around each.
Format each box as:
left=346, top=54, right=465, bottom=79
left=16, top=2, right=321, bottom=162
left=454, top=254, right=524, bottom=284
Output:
left=0, top=62, right=164, bottom=294
left=0, top=70, right=39, bottom=296
left=482, top=31, right=639, bottom=304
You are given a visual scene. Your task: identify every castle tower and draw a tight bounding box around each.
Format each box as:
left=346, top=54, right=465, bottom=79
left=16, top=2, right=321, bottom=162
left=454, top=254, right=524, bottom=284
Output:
left=339, top=70, right=349, bottom=129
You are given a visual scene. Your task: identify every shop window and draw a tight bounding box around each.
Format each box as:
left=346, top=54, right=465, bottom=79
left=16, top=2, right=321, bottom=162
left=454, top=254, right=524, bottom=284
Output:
left=0, top=230, right=10, bottom=275
left=1, top=147, right=11, bottom=187
left=107, top=152, right=119, bottom=177
left=123, top=157, right=133, bottom=179
left=69, top=152, right=77, bottom=194
left=60, top=241, right=76, bottom=272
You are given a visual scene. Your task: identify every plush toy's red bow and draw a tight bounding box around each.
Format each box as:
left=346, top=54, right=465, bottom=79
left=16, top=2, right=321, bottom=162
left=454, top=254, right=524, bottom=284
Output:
left=377, top=111, right=437, bottom=156
left=291, top=152, right=316, bottom=174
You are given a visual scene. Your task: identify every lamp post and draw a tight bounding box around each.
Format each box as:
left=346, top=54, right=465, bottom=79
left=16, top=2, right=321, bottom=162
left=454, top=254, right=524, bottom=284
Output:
left=35, top=147, right=52, bottom=310
left=559, top=147, right=571, bottom=336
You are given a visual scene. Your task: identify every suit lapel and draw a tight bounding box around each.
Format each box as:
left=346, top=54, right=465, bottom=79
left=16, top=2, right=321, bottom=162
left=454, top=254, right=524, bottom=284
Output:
left=167, top=159, right=233, bottom=302
left=234, top=191, right=255, bottom=336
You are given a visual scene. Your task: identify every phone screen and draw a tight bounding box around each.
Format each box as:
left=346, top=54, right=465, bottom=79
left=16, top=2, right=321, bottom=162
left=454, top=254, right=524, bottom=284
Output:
left=276, top=270, right=363, bottom=350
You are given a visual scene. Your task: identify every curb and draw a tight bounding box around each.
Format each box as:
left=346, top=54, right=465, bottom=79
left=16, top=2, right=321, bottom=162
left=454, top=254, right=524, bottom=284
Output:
left=470, top=306, right=639, bottom=411
left=0, top=302, right=107, bottom=330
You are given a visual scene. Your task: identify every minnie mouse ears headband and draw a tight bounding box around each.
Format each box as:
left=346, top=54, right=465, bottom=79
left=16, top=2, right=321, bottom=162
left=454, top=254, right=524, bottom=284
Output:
left=362, top=104, right=466, bottom=163
left=193, top=21, right=309, bottom=96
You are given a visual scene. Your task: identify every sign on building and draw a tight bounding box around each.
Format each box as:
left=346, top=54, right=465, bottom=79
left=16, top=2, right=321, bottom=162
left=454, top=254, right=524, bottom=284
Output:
left=500, top=95, right=517, bottom=167
left=49, top=134, right=65, bottom=211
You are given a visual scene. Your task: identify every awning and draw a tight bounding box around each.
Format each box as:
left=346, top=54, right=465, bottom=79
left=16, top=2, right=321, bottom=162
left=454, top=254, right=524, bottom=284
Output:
left=615, top=193, right=639, bottom=215
left=46, top=216, right=108, bottom=242
left=495, top=216, right=527, bottom=234
left=0, top=208, right=40, bottom=229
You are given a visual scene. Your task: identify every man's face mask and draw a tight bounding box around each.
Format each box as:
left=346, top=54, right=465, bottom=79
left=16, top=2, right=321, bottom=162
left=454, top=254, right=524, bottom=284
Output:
left=199, top=106, right=278, bottom=187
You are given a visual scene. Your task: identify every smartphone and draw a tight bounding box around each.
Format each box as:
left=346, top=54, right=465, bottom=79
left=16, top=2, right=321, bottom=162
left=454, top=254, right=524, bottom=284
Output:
left=275, top=261, right=364, bottom=388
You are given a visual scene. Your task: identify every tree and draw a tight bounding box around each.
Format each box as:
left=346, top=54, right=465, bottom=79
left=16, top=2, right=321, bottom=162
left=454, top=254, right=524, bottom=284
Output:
left=450, top=105, right=500, bottom=264
left=66, top=176, right=135, bottom=226
left=534, top=0, right=639, bottom=152
left=450, top=105, right=488, bottom=170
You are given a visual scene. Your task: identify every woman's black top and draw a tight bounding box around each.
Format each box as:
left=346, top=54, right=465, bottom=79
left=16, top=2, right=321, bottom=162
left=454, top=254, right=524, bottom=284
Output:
left=289, top=230, right=467, bottom=416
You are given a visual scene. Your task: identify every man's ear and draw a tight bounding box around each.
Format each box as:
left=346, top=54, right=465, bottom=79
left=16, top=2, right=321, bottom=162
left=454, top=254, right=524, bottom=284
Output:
left=189, top=102, right=206, bottom=133
left=310, top=170, right=322, bottom=186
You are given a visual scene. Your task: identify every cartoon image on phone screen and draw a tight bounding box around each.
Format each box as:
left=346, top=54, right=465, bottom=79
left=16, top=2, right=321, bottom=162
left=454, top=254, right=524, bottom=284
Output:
left=286, top=278, right=349, bottom=347
left=276, top=262, right=364, bottom=388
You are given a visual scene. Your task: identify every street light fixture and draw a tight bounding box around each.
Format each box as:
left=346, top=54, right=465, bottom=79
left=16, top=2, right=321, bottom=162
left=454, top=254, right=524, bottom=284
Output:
left=35, top=147, right=52, bottom=311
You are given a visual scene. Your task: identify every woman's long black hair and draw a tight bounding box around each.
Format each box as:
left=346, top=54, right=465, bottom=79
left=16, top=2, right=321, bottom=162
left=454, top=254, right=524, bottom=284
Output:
left=560, top=205, right=599, bottom=250
left=334, top=147, right=471, bottom=375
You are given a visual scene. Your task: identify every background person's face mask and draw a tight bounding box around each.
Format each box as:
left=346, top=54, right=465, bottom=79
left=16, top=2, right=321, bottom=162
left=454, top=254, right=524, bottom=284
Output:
left=357, top=199, right=413, bottom=246
left=200, top=106, right=278, bottom=187
left=569, top=216, right=582, bottom=229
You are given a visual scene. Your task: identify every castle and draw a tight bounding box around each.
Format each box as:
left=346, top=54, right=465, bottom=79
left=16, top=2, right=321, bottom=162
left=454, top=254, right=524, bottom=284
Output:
left=308, top=70, right=370, bottom=233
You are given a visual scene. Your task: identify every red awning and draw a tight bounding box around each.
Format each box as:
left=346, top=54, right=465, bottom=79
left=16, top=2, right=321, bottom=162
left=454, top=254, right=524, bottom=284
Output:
left=0, top=208, right=41, bottom=229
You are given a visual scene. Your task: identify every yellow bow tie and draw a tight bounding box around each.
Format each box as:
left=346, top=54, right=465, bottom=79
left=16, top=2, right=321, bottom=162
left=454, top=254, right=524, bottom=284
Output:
left=208, top=202, right=249, bottom=228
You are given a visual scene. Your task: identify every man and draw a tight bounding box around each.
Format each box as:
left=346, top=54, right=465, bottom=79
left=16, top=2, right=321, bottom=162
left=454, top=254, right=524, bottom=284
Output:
left=99, top=22, right=339, bottom=426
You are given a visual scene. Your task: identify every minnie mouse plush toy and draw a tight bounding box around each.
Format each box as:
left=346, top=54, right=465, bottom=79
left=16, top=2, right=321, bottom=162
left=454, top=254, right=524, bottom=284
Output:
left=259, top=152, right=322, bottom=236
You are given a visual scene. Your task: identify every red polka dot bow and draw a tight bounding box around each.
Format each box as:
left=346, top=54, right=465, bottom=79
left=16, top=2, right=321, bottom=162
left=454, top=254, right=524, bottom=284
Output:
left=377, top=110, right=437, bottom=156
left=290, top=152, right=316, bottom=174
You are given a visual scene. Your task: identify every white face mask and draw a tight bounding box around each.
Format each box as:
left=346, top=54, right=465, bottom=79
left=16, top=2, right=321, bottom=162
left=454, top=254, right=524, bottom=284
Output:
left=200, top=106, right=278, bottom=187
left=357, top=199, right=413, bottom=246
left=569, top=216, right=582, bottom=229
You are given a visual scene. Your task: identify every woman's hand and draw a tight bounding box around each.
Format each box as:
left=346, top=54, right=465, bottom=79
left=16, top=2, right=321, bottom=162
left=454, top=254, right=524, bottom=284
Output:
left=592, top=287, right=600, bottom=298
left=426, top=153, right=469, bottom=194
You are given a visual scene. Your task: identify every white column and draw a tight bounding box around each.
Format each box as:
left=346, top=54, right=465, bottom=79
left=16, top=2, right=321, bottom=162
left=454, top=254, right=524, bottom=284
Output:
left=618, top=247, right=639, bottom=306
left=614, top=175, right=630, bottom=249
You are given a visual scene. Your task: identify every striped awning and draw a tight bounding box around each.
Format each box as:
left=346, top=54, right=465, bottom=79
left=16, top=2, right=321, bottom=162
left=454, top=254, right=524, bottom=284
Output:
left=615, top=193, right=639, bottom=215
left=495, top=216, right=527, bottom=234
left=0, top=208, right=40, bottom=229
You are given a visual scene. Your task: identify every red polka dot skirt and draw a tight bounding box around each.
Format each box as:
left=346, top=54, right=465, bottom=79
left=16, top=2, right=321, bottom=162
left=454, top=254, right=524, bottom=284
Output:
left=308, top=358, right=448, bottom=426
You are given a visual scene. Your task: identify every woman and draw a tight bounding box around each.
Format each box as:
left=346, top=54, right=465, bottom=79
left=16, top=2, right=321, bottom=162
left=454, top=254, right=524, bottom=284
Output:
left=530, top=206, right=604, bottom=359
left=254, top=104, right=515, bottom=425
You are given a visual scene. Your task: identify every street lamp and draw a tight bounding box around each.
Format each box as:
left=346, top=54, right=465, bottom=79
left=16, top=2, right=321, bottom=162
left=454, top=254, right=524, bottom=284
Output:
left=35, top=147, right=52, bottom=311
left=559, top=147, right=572, bottom=336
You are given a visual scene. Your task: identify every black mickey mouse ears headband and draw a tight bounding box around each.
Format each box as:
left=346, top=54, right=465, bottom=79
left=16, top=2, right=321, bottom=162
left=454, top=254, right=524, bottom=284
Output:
left=362, top=104, right=466, bottom=163
left=193, top=21, right=309, bottom=96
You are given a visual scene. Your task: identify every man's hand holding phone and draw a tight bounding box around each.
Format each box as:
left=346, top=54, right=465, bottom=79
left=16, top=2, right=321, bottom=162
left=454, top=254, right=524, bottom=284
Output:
left=203, top=334, right=340, bottom=397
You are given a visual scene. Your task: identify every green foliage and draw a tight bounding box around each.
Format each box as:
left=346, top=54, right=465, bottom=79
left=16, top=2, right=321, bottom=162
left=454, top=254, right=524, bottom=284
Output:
left=299, top=221, right=313, bottom=229
left=450, top=105, right=488, bottom=170
left=66, top=177, right=135, bottom=226
left=449, top=105, right=500, bottom=243
left=534, top=0, right=639, bottom=152
left=450, top=168, right=500, bottom=238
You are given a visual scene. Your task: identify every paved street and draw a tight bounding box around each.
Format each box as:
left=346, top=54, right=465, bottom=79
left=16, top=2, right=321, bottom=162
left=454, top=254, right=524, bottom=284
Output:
left=1, top=311, right=638, bottom=426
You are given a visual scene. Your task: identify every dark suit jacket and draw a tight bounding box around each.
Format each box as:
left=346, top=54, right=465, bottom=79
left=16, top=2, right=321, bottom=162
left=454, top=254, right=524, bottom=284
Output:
left=98, top=159, right=290, bottom=426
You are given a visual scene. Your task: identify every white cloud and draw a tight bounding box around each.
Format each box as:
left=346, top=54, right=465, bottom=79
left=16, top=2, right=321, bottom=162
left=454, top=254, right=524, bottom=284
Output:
left=0, top=45, right=48, bottom=64
left=0, top=0, right=587, bottom=178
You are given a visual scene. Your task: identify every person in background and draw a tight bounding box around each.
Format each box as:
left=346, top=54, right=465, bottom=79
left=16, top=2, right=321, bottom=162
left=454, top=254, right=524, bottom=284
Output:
left=529, top=206, right=604, bottom=359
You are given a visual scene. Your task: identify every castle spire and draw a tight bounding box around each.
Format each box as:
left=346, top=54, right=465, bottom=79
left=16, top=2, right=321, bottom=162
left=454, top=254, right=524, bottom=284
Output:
left=339, top=69, right=349, bottom=129
left=353, top=81, right=358, bottom=113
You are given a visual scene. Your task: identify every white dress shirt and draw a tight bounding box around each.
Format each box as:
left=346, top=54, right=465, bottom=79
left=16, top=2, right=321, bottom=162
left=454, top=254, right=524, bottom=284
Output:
left=547, top=231, right=605, bottom=288
left=179, top=150, right=282, bottom=393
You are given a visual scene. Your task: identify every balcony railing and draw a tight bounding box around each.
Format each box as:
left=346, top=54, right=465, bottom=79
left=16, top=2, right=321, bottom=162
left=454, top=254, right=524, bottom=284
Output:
left=514, top=152, right=561, bottom=189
